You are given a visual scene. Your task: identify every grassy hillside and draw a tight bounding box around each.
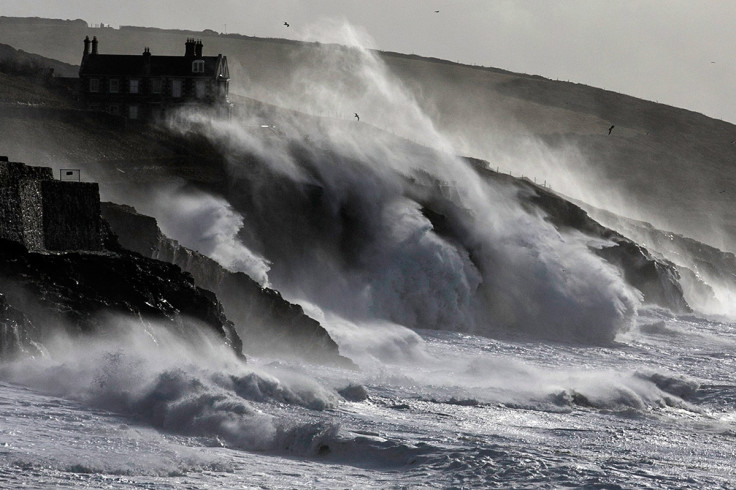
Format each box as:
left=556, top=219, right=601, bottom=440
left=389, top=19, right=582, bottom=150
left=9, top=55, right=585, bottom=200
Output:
left=1, top=17, right=735, bottom=251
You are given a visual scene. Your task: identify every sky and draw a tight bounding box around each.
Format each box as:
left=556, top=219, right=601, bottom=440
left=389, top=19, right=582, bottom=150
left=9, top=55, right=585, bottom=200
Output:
left=1, top=0, right=735, bottom=124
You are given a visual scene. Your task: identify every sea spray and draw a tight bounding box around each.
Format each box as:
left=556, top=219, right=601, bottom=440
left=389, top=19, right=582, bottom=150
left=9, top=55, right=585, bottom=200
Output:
left=136, top=184, right=271, bottom=286
left=0, top=319, right=342, bottom=455
left=165, top=21, right=641, bottom=344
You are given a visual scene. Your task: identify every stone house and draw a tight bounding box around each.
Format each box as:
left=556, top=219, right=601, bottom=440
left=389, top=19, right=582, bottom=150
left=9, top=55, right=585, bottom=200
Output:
left=78, top=37, right=231, bottom=120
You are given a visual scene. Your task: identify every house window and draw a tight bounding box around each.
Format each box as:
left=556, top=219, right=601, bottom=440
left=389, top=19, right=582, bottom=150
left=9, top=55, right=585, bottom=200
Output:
left=195, top=80, right=206, bottom=99
left=218, top=81, right=228, bottom=98
left=128, top=105, right=138, bottom=120
left=151, top=78, right=162, bottom=94
left=109, top=79, right=119, bottom=93
left=192, top=60, right=205, bottom=73
left=171, top=79, right=182, bottom=98
left=129, top=79, right=139, bottom=94
left=108, top=104, right=120, bottom=115
left=89, top=78, right=99, bottom=93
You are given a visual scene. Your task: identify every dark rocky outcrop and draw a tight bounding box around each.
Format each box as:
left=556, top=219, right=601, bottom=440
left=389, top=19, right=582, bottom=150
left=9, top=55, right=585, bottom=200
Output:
left=100, top=202, right=354, bottom=367
left=0, top=292, right=43, bottom=359
left=437, top=158, right=691, bottom=314
left=0, top=156, right=243, bottom=359
left=0, top=238, right=242, bottom=358
left=501, top=167, right=691, bottom=313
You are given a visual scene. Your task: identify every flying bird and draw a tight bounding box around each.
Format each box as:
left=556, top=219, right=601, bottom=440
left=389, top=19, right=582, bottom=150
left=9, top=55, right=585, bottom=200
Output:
left=283, top=21, right=290, bottom=27
left=354, top=113, right=360, bottom=121
left=434, top=10, right=440, bottom=13
left=608, top=125, right=615, bottom=135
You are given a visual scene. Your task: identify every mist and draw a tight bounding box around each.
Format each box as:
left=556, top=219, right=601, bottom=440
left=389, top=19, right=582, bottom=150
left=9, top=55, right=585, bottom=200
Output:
left=140, top=184, right=272, bottom=286
left=165, top=21, right=642, bottom=345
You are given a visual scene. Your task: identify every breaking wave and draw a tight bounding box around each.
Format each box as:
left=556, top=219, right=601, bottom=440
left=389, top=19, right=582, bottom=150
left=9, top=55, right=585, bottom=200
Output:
left=0, top=320, right=341, bottom=456
left=167, top=21, right=641, bottom=345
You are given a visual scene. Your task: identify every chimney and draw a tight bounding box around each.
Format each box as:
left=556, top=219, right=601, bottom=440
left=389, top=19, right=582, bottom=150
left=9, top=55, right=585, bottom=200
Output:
left=91, top=36, right=98, bottom=55
left=83, top=36, right=90, bottom=56
left=143, top=47, right=151, bottom=74
left=195, top=39, right=203, bottom=57
left=185, top=38, right=195, bottom=57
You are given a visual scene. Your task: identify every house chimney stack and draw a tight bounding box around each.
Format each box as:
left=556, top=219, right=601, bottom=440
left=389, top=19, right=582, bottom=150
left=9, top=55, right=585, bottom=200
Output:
left=91, top=36, right=98, bottom=55
left=143, top=47, right=151, bottom=74
left=83, top=36, right=90, bottom=56
left=185, top=38, right=195, bottom=57
left=195, top=39, right=203, bottom=57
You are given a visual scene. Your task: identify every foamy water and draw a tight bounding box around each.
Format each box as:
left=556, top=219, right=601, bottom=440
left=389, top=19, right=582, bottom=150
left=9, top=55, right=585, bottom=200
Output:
left=1, top=307, right=734, bottom=488
left=3, top=20, right=734, bottom=488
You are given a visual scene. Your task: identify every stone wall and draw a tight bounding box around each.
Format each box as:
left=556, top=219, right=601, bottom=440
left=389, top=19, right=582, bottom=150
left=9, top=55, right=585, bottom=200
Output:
left=0, top=185, right=24, bottom=245
left=0, top=160, right=53, bottom=249
left=41, top=181, right=101, bottom=251
left=18, top=180, right=45, bottom=250
left=0, top=159, right=102, bottom=252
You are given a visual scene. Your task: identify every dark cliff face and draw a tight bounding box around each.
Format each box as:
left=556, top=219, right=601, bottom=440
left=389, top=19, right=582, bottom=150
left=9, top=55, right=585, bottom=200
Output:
left=0, top=292, right=43, bottom=359
left=100, top=202, right=354, bottom=368
left=415, top=161, right=691, bottom=316
left=0, top=238, right=243, bottom=358
left=508, top=173, right=690, bottom=313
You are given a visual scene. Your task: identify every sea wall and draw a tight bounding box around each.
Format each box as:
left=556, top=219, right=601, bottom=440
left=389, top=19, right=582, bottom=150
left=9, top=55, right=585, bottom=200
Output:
left=0, top=158, right=102, bottom=251
left=0, top=159, right=53, bottom=248
left=41, top=180, right=102, bottom=251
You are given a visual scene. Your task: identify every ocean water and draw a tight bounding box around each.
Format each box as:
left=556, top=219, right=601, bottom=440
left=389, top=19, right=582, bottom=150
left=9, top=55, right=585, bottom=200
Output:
left=1, top=306, right=734, bottom=488
left=3, top=23, right=735, bottom=488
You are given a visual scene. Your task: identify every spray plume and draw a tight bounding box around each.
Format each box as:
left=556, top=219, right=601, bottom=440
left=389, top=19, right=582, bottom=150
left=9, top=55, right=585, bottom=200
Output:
left=168, top=20, right=641, bottom=345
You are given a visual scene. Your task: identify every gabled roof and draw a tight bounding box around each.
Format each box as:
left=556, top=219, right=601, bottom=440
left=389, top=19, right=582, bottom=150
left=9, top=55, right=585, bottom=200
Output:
left=80, top=54, right=228, bottom=79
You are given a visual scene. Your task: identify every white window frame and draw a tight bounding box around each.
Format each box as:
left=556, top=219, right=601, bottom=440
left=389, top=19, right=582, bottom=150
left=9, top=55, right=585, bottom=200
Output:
left=89, top=78, right=99, bottom=93
left=192, top=60, right=205, bottom=73
left=109, top=78, right=120, bottom=93
left=129, top=79, right=139, bottom=94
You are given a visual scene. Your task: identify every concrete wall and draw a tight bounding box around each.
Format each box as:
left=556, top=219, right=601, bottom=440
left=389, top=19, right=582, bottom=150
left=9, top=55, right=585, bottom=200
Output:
left=41, top=181, right=102, bottom=251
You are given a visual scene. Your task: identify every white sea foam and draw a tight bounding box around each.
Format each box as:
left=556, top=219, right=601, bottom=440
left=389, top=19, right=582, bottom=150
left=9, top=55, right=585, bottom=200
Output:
left=0, top=319, right=341, bottom=456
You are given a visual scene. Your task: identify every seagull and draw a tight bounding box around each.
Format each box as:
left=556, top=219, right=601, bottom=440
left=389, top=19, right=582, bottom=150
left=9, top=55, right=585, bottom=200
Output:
left=434, top=10, right=440, bottom=13
left=283, top=21, right=290, bottom=27
left=608, top=125, right=615, bottom=135
left=354, top=113, right=360, bottom=121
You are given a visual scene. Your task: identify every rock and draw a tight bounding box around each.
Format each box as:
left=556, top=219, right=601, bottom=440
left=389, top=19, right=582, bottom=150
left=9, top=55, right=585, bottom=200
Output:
left=338, top=384, right=370, bottom=402
left=0, top=238, right=243, bottom=358
left=101, top=202, right=354, bottom=368
left=0, top=291, right=44, bottom=359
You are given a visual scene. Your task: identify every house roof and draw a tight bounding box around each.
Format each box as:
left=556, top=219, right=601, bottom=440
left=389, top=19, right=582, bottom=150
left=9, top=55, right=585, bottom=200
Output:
left=80, top=54, right=229, bottom=79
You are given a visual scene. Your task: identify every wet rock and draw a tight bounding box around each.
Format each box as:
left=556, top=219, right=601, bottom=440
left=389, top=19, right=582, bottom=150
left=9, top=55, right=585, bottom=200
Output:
left=101, top=202, right=354, bottom=368
left=0, top=238, right=243, bottom=358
